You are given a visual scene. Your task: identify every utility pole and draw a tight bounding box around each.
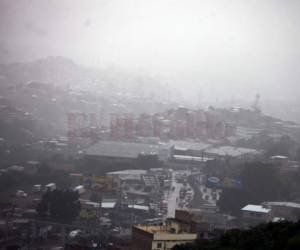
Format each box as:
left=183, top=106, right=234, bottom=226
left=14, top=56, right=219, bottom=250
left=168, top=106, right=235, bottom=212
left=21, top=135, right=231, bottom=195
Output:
left=96, top=193, right=102, bottom=227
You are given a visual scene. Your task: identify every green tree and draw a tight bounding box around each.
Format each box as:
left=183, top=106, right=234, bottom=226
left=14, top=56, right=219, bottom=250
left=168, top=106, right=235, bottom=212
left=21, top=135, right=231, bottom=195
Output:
left=266, top=135, right=296, bottom=157
left=37, top=189, right=81, bottom=223
left=286, top=235, right=300, bottom=250
left=218, top=189, right=248, bottom=215
left=218, top=162, right=283, bottom=215
left=242, top=162, right=282, bottom=203
left=172, top=221, right=300, bottom=250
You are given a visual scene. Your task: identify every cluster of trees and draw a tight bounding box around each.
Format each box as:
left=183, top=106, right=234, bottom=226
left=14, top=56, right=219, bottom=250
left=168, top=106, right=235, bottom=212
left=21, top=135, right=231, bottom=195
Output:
left=237, top=134, right=299, bottom=160
left=172, top=221, right=300, bottom=250
left=37, top=189, right=81, bottom=223
left=218, top=162, right=299, bottom=216
left=0, top=163, right=72, bottom=201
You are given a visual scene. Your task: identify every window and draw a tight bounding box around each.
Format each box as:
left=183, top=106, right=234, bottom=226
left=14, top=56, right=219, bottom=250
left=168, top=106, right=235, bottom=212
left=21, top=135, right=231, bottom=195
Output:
left=157, top=242, right=162, bottom=248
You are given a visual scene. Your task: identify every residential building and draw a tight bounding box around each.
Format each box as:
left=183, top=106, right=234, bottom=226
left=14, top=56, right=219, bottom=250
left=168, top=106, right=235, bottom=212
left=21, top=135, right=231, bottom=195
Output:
left=241, top=205, right=272, bottom=228
left=84, top=141, right=170, bottom=163
left=175, top=209, right=238, bottom=239
left=132, top=219, right=197, bottom=250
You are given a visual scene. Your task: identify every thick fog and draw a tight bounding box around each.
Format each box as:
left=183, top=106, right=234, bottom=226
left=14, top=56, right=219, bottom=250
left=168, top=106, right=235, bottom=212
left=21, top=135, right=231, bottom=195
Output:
left=2, top=3, right=300, bottom=247
left=1, top=0, right=300, bottom=106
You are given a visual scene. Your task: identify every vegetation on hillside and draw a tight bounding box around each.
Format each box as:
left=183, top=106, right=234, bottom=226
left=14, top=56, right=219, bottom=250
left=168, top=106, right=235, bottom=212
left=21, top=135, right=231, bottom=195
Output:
left=172, top=221, right=300, bottom=250
left=37, top=189, right=81, bottom=223
left=218, top=162, right=300, bottom=216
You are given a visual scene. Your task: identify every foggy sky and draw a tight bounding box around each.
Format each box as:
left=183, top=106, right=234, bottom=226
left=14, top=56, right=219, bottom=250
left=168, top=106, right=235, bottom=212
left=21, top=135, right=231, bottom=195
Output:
left=1, top=0, right=300, bottom=103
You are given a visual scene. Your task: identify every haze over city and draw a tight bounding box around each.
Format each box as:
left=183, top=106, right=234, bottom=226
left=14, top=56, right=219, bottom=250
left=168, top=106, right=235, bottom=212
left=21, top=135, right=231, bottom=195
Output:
left=1, top=0, right=300, bottom=107
left=1, top=1, right=300, bottom=250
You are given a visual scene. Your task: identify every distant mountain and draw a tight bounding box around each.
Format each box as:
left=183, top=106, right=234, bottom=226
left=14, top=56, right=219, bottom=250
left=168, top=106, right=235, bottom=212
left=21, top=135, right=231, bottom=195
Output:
left=0, top=57, right=173, bottom=100
left=0, top=57, right=180, bottom=138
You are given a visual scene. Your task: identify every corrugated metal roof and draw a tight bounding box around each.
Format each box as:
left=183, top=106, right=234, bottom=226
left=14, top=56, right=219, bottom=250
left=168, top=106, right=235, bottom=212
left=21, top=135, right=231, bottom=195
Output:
left=263, top=202, right=300, bottom=209
left=205, top=146, right=261, bottom=157
left=242, top=205, right=271, bottom=213
left=85, top=141, right=162, bottom=159
left=128, top=204, right=149, bottom=211
left=85, top=201, right=116, bottom=209
left=169, top=140, right=212, bottom=151
left=173, top=155, right=214, bottom=162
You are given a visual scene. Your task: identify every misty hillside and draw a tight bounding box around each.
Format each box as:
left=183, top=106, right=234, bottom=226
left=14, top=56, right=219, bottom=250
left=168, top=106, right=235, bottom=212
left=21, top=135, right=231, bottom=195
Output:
left=0, top=57, right=173, bottom=100
left=0, top=57, right=179, bottom=138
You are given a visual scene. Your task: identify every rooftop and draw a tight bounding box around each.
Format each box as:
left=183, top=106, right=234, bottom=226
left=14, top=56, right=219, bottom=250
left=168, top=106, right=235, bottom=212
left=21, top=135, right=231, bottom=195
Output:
left=169, top=140, right=212, bottom=151
left=85, top=141, right=164, bottom=159
left=142, top=174, right=159, bottom=186
left=85, top=201, right=116, bottom=209
left=107, top=169, right=147, bottom=181
left=242, top=205, right=271, bottom=213
left=173, top=154, right=214, bottom=162
left=128, top=204, right=149, bottom=211
left=271, top=155, right=289, bottom=160
left=205, top=146, right=261, bottom=157
left=263, top=202, right=300, bottom=209
left=135, top=225, right=190, bottom=235
left=133, top=224, right=197, bottom=241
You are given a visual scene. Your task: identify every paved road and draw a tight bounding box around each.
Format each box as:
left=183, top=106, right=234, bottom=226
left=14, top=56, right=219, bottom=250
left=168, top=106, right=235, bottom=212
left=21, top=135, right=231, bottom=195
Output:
left=166, top=171, right=183, bottom=218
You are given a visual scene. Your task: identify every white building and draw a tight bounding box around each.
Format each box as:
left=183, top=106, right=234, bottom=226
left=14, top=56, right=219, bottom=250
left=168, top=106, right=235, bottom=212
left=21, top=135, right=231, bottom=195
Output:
left=241, top=204, right=272, bottom=228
